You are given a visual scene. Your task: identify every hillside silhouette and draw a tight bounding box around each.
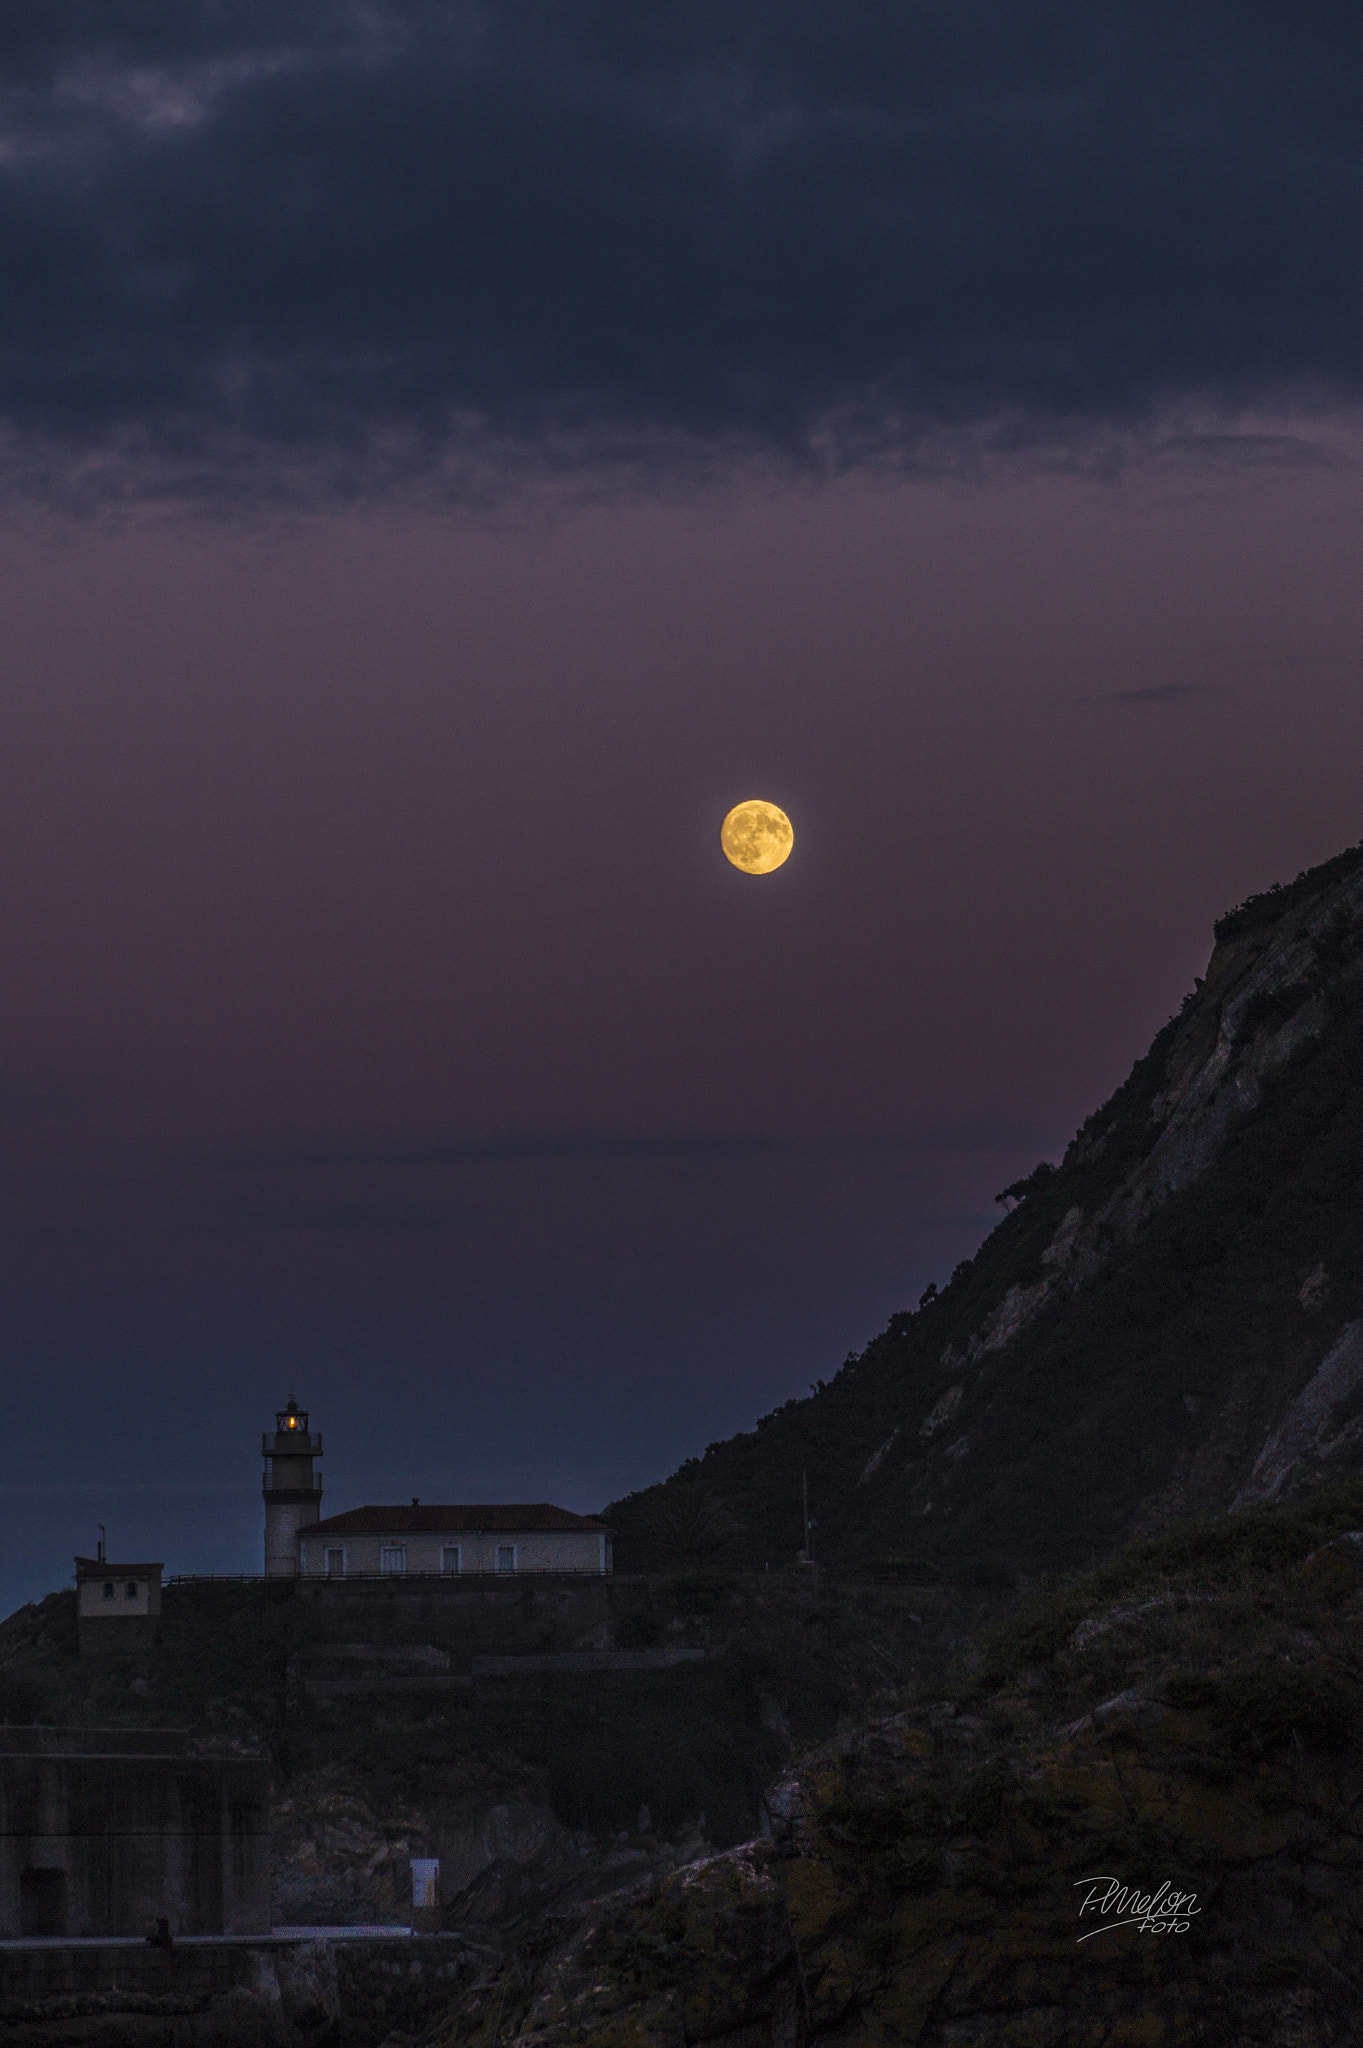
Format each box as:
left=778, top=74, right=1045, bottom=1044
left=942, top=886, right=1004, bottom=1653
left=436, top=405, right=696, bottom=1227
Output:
left=607, top=838, right=1363, bottom=1584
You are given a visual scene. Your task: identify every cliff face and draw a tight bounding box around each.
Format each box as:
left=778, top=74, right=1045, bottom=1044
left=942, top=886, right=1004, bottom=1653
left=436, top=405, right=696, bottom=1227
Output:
left=611, top=839, right=1363, bottom=1580
left=428, top=1484, right=1363, bottom=2048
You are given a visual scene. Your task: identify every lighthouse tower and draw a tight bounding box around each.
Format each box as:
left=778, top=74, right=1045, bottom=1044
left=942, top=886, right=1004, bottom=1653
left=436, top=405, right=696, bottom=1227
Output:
left=262, top=1397, right=323, bottom=1575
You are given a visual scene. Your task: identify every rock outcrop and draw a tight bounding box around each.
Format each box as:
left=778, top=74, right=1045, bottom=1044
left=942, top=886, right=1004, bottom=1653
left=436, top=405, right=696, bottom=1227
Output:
left=426, top=1484, right=1363, bottom=2048
left=610, top=837, right=1363, bottom=1584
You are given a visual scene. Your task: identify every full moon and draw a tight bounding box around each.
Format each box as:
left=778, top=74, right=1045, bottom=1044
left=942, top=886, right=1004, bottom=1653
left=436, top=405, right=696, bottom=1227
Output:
left=721, top=799, right=794, bottom=874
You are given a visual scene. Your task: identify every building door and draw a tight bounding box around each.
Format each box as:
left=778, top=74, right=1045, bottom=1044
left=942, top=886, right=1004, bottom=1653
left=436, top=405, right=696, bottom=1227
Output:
left=326, top=1548, right=345, bottom=1577
left=495, top=1544, right=516, bottom=1572
left=380, top=1545, right=406, bottom=1575
left=411, top=1856, right=440, bottom=1930
left=20, top=1867, right=68, bottom=1937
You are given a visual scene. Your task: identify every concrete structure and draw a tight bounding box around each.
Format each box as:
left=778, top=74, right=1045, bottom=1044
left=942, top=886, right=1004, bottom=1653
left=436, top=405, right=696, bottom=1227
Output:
left=0, top=1931, right=467, bottom=2047
left=0, top=1730, right=269, bottom=1938
left=262, top=1397, right=323, bottom=1576
left=298, top=1503, right=612, bottom=1576
left=74, top=1556, right=163, bottom=1657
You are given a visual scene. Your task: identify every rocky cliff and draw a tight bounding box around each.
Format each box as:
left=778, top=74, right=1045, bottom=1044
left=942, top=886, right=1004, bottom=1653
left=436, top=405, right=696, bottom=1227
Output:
left=610, top=838, right=1363, bottom=1582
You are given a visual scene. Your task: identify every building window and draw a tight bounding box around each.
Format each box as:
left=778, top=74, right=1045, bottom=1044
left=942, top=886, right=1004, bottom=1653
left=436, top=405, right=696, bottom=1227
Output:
left=495, top=1544, right=517, bottom=1573
left=102, top=1582, right=115, bottom=1601
left=125, top=1582, right=139, bottom=1600
left=380, top=1545, right=406, bottom=1575
left=326, top=1549, right=345, bottom=1577
left=441, top=1545, right=461, bottom=1575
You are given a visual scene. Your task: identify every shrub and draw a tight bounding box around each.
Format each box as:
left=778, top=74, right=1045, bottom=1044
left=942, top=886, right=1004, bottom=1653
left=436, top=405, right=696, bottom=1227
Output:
left=956, top=1557, right=1018, bottom=1592
left=818, top=1788, right=942, bottom=1853
left=881, top=1840, right=942, bottom=1894
left=664, top=1573, right=739, bottom=1617
left=1182, top=1751, right=1237, bottom=1788
left=995, top=1162, right=1057, bottom=1207
left=981, top=1477, right=1363, bottom=1684
left=860, top=1921, right=899, bottom=1968
left=1080, top=1817, right=1173, bottom=1890
left=0, top=1675, right=47, bottom=1725
left=948, top=1762, right=1012, bottom=1834
left=1214, top=841, right=1363, bottom=943
left=615, top=1612, right=663, bottom=1650
left=1163, top=1671, right=1224, bottom=1711
left=817, top=1796, right=908, bottom=1853
left=1214, top=1664, right=1354, bottom=1756
left=1254, top=1947, right=1307, bottom=1988
left=1016, top=1785, right=1089, bottom=1828
left=863, top=1555, right=936, bottom=1582
left=980, top=1583, right=1094, bottom=1677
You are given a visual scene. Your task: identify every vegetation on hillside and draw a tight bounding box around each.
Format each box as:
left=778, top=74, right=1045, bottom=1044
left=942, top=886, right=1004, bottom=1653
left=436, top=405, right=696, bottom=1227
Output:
left=1214, top=836, right=1363, bottom=942
left=607, top=836, right=1363, bottom=1586
left=423, top=1483, right=1363, bottom=2047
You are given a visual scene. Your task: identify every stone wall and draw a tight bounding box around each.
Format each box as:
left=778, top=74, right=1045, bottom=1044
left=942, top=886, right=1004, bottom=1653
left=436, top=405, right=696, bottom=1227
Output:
left=0, top=1933, right=475, bottom=2048
left=288, top=1569, right=638, bottom=1665
left=0, top=1737, right=270, bottom=1938
left=74, top=1613, right=159, bottom=1657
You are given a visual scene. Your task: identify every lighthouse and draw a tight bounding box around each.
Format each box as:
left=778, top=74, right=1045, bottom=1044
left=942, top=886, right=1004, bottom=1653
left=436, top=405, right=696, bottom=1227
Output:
left=262, top=1397, right=323, bottom=1575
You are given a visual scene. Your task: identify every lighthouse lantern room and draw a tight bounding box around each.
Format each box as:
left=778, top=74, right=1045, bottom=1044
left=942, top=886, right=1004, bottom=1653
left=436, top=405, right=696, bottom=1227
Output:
left=262, top=1397, right=323, bottom=1575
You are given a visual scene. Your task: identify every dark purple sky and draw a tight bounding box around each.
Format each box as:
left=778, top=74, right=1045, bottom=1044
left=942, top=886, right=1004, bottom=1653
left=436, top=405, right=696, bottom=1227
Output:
left=2, top=2, right=1363, bottom=1611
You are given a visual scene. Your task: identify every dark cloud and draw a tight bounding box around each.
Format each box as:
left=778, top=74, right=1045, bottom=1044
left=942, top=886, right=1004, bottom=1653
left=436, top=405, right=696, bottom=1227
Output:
left=2, top=1, right=1363, bottom=503
left=1078, top=683, right=1230, bottom=704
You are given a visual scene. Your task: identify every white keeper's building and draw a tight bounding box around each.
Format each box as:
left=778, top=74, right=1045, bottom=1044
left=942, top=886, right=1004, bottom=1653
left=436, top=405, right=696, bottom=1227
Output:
left=262, top=1398, right=612, bottom=1576
left=298, top=1503, right=611, bottom=1577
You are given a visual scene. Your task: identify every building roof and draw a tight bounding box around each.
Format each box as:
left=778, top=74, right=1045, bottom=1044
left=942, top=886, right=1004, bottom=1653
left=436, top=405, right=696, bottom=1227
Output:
left=307, top=1504, right=609, bottom=1536
left=74, top=1557, right=164, bottom=1576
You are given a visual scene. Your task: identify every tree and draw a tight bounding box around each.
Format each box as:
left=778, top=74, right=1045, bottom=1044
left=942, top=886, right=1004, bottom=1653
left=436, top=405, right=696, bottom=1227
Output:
left=626, top=1476, right=741, bottom=1569
left=995, top=1161, right=1057, bottom=1208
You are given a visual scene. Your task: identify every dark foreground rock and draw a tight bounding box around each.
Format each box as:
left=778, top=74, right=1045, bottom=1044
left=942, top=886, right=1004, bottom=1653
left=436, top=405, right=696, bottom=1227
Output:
left=420, top=1488, right=1363, bottom=2048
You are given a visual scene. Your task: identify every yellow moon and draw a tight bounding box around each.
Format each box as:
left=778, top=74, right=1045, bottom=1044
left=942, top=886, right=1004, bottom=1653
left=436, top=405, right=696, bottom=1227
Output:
left=721, top=799, right=794, bottom=874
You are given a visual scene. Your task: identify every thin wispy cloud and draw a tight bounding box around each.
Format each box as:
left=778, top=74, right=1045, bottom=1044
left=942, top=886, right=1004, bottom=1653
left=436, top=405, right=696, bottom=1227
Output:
left=0, top=1125, right=1061, bottom=1242
left=1259, top=655, right=1356, bottom=669
left=1077, top=683, right=1230, bottom=706
left=218, top=1127, right=1051, bottom=1173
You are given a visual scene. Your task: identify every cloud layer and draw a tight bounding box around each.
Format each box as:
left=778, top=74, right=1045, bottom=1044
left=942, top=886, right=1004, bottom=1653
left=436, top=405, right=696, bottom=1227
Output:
left=3, top=1, right=1363, bottom=501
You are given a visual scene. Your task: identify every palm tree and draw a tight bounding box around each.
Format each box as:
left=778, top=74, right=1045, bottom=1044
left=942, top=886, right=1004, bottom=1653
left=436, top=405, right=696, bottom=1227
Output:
left=628, top=1476, right=741, bottom=1569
